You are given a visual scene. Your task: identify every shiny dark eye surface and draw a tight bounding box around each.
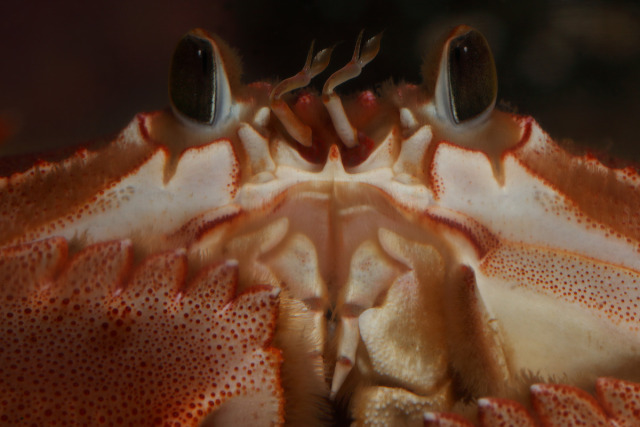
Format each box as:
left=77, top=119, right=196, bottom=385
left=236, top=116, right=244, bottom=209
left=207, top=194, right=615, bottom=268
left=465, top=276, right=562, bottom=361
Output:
left=169, top=31, right=216, bottom=125
left=447, top=29, right=497, bottom=124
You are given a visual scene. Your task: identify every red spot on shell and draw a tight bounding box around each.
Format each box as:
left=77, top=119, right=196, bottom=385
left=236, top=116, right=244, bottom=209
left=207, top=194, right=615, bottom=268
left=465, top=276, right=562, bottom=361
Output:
left=0, top=240, right=284, bottom=425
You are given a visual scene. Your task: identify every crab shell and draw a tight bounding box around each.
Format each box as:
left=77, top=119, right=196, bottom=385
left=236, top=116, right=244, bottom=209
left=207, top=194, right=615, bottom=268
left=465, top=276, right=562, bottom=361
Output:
left=2, top=28, right=640, bottom=426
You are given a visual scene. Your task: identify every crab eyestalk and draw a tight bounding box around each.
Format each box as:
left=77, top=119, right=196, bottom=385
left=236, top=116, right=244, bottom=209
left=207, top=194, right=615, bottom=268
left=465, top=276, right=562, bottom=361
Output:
left=322, top=31, right=382, bottom=148
left=433, top=26, right=497, bottom=129
left=269, top=41, right=333, bottom=147
left=169, top=28, right=234, bottom=128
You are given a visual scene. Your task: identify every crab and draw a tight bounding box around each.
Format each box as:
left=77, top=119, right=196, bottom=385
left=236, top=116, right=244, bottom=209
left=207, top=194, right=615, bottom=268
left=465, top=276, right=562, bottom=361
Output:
left=1, top=24, right=640, bottom=426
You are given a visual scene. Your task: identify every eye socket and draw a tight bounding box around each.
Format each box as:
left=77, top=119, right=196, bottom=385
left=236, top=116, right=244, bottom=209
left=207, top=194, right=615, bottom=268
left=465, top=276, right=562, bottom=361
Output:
left=169, top=30, right=217, bottom=125
left=435, top=26, right=497, bottom=127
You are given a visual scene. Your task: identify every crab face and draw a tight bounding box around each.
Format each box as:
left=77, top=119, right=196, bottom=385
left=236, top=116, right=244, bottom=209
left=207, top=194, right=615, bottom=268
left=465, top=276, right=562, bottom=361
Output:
left=1, top=25, right=640, bottom=426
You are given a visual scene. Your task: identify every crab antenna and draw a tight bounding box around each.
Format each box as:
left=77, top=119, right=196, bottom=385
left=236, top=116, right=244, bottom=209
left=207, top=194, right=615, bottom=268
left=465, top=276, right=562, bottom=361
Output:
left=270, top=41, right=333, bottom=147
left=323, top=31, right=383, bottom=148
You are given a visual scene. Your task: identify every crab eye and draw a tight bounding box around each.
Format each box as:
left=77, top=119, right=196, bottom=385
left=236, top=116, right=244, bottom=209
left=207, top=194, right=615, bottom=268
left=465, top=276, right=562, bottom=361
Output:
left=435, top=26, right=497, bottom=126
left=169, top=29, right=226, bottom=126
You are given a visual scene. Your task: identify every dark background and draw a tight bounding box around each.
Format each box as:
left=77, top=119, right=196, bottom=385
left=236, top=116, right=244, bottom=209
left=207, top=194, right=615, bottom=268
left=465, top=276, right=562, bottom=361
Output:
left=1, top=0, right=639, bottom=162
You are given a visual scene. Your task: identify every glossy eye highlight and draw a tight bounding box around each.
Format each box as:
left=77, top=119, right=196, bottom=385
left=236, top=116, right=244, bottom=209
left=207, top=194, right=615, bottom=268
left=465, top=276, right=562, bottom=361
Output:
left=448, top=29, right=497, bottom=123
left=169, top=30, right=217, bottom=125
left=435, top=26, right=497, bottom=127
